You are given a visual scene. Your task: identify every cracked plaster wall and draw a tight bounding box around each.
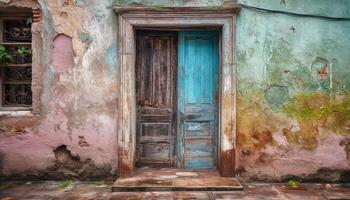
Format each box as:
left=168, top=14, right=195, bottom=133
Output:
left=0, top=0, right=349, bottom=181
left=0, top=0, right=118, bottom=180
left=235, top=0, right=350, bottom=182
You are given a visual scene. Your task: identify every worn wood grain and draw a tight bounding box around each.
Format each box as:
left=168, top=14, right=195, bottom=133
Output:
left=178, top=31, right=219, bottom=169
left=135, top=31, right=177, bottom=168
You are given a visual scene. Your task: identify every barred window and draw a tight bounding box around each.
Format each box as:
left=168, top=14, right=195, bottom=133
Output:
left=0, top=15, right=32, bottom=109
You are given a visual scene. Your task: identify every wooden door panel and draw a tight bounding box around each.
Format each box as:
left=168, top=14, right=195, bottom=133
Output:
left=185, top=139, right=213, bottom=157
left=140, top=122, right=170, bottom=140
left=185, top=38, right=214, bottom=105
left=185, top=158, right=214, bottom=169
left=141, top=143, right=170, bottom=159
left=137, top=34, right=173, bottom=110
left=178, top=31, right=219, bottom=169
left=136, top=31, right=177, bottom=168
left=185, top=121, right=212, bottom=137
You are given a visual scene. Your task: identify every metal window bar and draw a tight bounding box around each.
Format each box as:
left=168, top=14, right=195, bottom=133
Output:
left=1, top=17, right=32, bottom=107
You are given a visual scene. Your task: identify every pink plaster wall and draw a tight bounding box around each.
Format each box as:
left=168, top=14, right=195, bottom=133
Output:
left=0, top=0, right=119, bottom=180
left=51, top=34, right=74, bottom=73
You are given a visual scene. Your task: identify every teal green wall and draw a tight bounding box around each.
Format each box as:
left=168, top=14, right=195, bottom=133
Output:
left=238, top=0, right=350, bottom=18
left=235, top=0, right=350, bottom=181
left=237, top=7, right=350, bottom=96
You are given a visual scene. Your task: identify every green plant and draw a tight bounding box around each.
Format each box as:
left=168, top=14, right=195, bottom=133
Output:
left=17, top=47, right=32, bottom=58
left=58, top=179, right=75, bottom=189
left=0, top=44, right=12, bottom=65
left=26, top=17, right=32, bottom=25
left=287, top=180, right=300, bottom=188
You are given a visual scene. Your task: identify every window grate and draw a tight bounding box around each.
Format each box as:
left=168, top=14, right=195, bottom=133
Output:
left=3, top=19, right=32, bottom=42
left=1, top=17, right=32, bottom=108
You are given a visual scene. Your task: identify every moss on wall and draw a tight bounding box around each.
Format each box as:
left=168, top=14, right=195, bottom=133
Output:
left=284, top=92, right=350, bottom=133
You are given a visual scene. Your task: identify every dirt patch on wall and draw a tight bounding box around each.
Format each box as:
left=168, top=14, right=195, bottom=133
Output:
left=340, top=138, right=350, bottom=160
left=238, top=167, right=350, bottom=183
left=49, top=145, right=113, bottom=180
left=0, top=117, right=39, bottom=136
left=281, top=168, right=350, bottom=183
left=237, top=94, right=278, bottom=156
left=0, top=145, right=114, bottom=181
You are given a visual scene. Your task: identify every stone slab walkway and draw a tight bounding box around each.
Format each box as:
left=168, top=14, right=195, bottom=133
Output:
left=0, top=181, right=349, bottom=200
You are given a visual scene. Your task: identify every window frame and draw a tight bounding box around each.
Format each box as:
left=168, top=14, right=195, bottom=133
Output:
left=0, top=6, right=42, bottom=115
left=0, top=15, right=33, bottom=111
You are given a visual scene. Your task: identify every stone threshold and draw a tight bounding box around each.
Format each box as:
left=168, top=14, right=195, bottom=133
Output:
left=112, top=168, right=243, bottom=192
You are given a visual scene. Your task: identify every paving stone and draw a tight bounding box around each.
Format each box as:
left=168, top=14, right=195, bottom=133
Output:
left=141, top=192, right=176, bottom=200
left=108, top=192, right=143, bottom=200
left=275, top=185, right=327, bottom=200
left=321, top=187, right=350, bottom=200
left=173, top=192, right=211, bottom=200
left=1, top=181, right=349, bottom=200
left=19, top=182, right=69, bottom=200
left=108, top=191, right=212, bottom=200
left=212, top=184, right=287, bottom=200
left=59, top=183, right=110, bottom=200
left=0, top=182, right=46, bottom=199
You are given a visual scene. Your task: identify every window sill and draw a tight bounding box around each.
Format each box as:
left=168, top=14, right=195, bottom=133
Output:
left=0, top=110, right=35, bottom=118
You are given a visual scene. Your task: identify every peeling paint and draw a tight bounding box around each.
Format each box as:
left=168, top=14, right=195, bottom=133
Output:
left=51, top=34, right=74, bottom=73
left=104, top=44, right=118, bottom=74
left=265, top=85, right=290, bottom=110
left=78, top=32, right=93, bottom=44
left=0, top=0, right=349, bottom=182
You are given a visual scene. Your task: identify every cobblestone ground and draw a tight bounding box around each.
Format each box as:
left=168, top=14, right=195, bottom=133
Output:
left=0, top=182, right=349, bottom=200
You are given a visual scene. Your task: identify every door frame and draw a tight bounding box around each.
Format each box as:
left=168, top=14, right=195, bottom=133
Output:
left=114, top=5, right=241, bottom=177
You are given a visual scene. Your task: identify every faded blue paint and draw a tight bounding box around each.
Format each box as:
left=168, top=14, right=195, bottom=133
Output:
left=178, top=31, right=219, bottom=169
left=78, top=32, right=93, bottom=44
left=76, top=0, right=88, bottom=7
left=39, top=0, right=56, bottom=106
left=104, top=43, right=118, bottom=74
left=90, top=3, right=109, bottom=22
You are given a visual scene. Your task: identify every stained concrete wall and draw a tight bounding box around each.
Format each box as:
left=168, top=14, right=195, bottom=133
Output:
left=236, top=1, right=350, bottom=182
left=0, top=0, right=349, bottom=182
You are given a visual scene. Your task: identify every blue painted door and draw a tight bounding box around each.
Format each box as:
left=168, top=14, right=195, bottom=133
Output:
left=178, top=31, right=219, bottom=169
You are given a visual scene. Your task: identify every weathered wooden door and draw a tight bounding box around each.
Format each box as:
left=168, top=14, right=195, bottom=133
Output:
left=178, top=31, right=219, bottom=169
left=135, top=31, right=177, bottom=167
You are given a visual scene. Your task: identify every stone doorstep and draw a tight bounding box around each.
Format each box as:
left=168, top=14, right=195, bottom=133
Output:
left=112, top=176, right=243, bottom=192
